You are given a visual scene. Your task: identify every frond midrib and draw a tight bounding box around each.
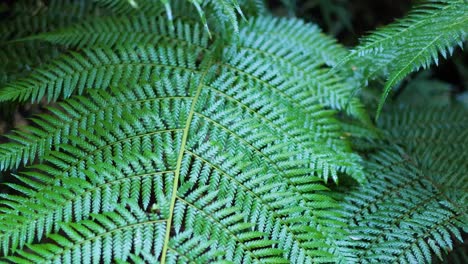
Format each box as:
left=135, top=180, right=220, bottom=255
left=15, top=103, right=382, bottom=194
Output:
left=160, top=57, right=211, bottom=262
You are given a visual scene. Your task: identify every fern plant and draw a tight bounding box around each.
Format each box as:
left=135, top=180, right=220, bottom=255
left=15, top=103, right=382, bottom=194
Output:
left=336, top=0, right=468, bottom=118
left=335, top=105, right=468, bottom=263
left=0, top=0, right=466, bottom=263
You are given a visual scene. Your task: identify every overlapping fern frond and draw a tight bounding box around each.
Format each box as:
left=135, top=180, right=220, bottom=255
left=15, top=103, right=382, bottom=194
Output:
left=337, top=0, right=468, bottom=117
left=0, top=0, right=106, bottom=87
left=379, top=105, right=468, bottom=213
left=1, top=0, right=467, bottom=263
left=0, top=14, right=367, bottom=171
left=0, top=3, right=367, bottom=262
left=1, top=203, right=168, bottom=263
left=336, top=106, right=468, bottom=263
left=94, top=0, right=266, bottom=35
left=337, top=146, right=466, bottom=263
left=0, top=0, right=263, bottom=87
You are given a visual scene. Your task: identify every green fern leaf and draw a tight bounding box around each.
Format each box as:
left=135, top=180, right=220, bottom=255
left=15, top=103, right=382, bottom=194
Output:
left=335, top=0, right=468, bottom=119
left=0, top=45, right=202, bottom=102
left=0, top=0, right=103, bottom=41
left=3, top=1, right=465, bottom=262
left=0, top=11, right=365, bottom=263
left=336, top=106, right=468, bottom=263
left=337, top=147, right=466, bottom=263
left=4, top=15, right=369, bottom=123
left=93, top=0, right=261, bottom=35
left=2, top=203, right=167, bottom=263
left=24, top=16, right=209, bottom=49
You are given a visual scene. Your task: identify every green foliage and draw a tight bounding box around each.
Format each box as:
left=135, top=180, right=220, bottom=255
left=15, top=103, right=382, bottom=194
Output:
left=335, top=105, right=468, bottom=263
left=337, top=146, right=466, bottom=263
left=0, top=0, right=105, bottom=87
left=337, top=0, right=468, bottom=118
left=93, top=0, right=266, bottom=35
left=1, top=203, right=166, bottom=263
left=0, top=0, right=466, bottom=263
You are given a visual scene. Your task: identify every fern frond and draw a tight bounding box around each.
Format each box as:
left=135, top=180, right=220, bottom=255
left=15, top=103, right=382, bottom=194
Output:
left=246, top=16, right=348, bottom=67
left=6, top=14, right=369, bottom=123
left=0, top=82, right=191, bottom=171
left=241, top=16, right=368, bottom=122
left=0, top=15, right=366, bottom=175
left=1, top=203, right=168, bottom=263
left=0, top=75, right=352, bottom=261
left=0, top=0, right=103, bottom=41
left=0, top=42, right=63, bottom=85
left=336, top=106, right=468, bottom=263
left=0, top=44, right=203, bottom=103
left=93, top=0, right=262, bottom=35
left=1, top=1, right=466, bottom=262
left=337, top=0, right=468, bottom=118
left=0, top=12, right=366, bottom=261
left=338, top=147, right=466, bottom=263
left=0, top=136, right=178, bottom=254
left=25, top=15, right=210, bottom=49
left=379, top=106, right=468, bottom=206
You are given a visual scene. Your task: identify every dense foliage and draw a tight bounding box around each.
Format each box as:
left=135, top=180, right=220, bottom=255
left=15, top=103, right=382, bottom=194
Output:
left=0, top=0, right=466, bottom=263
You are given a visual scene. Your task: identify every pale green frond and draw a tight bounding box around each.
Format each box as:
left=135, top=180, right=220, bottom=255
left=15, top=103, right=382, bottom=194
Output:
left=24, top=14, right=368, bottom=122
left=239, top=16, right=369, bottom=123
left=336, top=146, right=466, bottom=263
left=2, top=0, right=465, bottom=262
left=25, top=15, right=210, bottom=49
left=1, top=203, right=167, bottom=263
left=0, top=16, right=364, bottom=181
left=0, top=81, right=191, bottom=171
left=0, top=59, right=359, bottom=260
left=335, top=106, right=468, bottom=263
left=0, top=10, right=366, bottom=262
left=0, top=44, right=203, bottom=103
left=93, top=0, right=264, bottom=35
left=336, top=0, right=468, bottom=118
